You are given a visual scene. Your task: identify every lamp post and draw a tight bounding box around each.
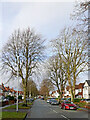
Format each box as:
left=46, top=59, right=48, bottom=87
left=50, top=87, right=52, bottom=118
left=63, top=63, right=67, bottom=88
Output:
left=16, top=33, right=19, bottom=112
left=16, top=55, right=19, bottom=112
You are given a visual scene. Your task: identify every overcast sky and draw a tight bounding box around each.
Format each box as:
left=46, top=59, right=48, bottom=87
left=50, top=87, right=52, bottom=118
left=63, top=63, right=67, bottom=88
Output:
left=0, top=0, right=88, bottom=89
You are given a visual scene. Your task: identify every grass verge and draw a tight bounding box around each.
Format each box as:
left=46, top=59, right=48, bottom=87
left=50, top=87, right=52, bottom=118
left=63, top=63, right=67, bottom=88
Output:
left=3, top=102, right=32, bottom=109
left=1, top=111, right=27, bottom=119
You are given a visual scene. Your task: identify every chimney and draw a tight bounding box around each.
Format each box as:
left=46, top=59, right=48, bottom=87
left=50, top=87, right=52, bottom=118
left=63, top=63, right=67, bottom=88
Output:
left=2, top=83, right=4, bottom=87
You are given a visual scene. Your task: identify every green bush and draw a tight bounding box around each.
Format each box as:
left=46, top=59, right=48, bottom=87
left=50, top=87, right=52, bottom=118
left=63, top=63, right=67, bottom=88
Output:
left=6, top=95, right=14, bottom=100
left=74, top=98, right=82, bottom=102
left=18, top=96, right=22, bottom=100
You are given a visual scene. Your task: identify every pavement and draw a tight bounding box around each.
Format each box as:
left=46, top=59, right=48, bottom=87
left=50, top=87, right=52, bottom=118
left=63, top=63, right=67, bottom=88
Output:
left=26, top=99, right=90, bottom=119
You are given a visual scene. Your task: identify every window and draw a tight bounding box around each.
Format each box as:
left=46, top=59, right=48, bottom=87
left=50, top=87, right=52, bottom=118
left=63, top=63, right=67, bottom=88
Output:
left=78, top=89, right=81, bottom=92
left=85, top=86, right=88, bottom=90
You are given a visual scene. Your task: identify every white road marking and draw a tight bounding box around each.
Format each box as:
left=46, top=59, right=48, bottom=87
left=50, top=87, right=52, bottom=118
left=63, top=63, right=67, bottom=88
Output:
left=61, top=115, right=70, bottom=120
left=53, top=110, right=58, bottom=113
left=50, top=108, right=58, bottom=113
left=50, top=108, right=52, bottom=111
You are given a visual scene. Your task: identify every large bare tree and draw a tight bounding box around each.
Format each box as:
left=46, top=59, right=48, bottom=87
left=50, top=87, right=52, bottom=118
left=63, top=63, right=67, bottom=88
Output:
left=1, top=28, right=45, bottom=104
left=51, top=27, right=88, bottom=101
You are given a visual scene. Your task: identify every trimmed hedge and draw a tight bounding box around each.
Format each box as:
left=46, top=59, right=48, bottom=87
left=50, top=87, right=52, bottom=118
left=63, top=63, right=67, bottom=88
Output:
left=6, top=95, right=14, bottom=100
left=74, top=98, right=82, bottom=102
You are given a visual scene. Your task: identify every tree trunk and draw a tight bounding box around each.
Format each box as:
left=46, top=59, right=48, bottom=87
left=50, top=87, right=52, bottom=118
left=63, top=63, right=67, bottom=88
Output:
left=73, top=72, right=76, bottom=99
left=57, top=85, right=61, bottom=103
left=70, top=88, right=74, bottom=102
left=23, top=86, right=26, bottom=104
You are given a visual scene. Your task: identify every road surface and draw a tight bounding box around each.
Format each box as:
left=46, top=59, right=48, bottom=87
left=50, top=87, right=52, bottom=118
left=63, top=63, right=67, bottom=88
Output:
left=26, top=99, right=89, bottom=119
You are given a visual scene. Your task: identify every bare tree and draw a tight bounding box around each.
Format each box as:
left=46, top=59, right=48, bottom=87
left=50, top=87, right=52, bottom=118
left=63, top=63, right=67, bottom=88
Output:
left=20, top=79, right=39, bottom=97
left=51, top=27, right=88, bottom=101
left=46, top=55, right=67, bottom=100
left=1, top=27, right=45, bottom=105
left=71, top=0, right=89, bottom=30
left=39, top=79, right=54, bottom=97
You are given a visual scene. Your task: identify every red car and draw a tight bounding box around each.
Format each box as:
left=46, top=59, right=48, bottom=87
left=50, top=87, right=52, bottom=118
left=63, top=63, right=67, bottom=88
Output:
left=61, top=101, right=77, bottom=110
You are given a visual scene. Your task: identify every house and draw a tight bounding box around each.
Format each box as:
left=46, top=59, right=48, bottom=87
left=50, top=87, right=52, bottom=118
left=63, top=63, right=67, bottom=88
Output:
left=83, top=80, right=90, bottom=99
left=0, top=84, right=4, bottom=100
left=50, top=90, right=59, bottom=98
left=64, top=86, right=71, bottom=98
left=0, top=83, right=23, bottom=98
left=0, top=83, right=6, bottom=97
left=4, top=87, right=10, bottom=97
left=75, top=83, right=84, bottom=98
left=63, top=83, right=84, bottom=98
left=50, top=80, right=90, bottom=99
left=18, top=91, right=24, bottom=96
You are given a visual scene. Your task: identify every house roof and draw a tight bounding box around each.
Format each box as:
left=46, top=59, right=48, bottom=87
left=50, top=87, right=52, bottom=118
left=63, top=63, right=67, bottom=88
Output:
left=75, top=83, right=84, bottom=89
left=0, top=85, right=5, bottom=91
left=0, top=83, right=23, bottom=94
left=86, top=80, right=90, bottom=86
left=66, top=83, right=84, bottom=90
left=4, top=87, right=9, bottom=91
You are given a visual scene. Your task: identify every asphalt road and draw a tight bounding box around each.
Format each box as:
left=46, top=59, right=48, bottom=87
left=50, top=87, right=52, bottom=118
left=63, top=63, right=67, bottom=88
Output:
left=26, top=99, right=89, bottom=119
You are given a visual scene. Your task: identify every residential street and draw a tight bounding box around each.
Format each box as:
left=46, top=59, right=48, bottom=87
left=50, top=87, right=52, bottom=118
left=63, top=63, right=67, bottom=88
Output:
left=26, top=99, right=89, bottom=119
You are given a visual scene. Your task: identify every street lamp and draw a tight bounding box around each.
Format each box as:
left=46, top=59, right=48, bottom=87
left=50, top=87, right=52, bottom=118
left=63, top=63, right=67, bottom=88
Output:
left=16, top=33, right=19, bottom=112
left=16, top=55, right=19, bottom=112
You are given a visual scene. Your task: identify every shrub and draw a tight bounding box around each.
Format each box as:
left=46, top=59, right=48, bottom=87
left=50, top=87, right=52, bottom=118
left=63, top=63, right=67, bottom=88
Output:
left=6, top=95, right=14, bottom=100
left=18, top=96, right=22, bottom=100
left=74, top=98, right=82, bottom=102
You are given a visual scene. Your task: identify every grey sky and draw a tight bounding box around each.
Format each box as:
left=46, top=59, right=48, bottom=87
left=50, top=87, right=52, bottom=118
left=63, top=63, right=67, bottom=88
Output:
left=1, top=2, right=74, bottom=47
left=0, top=1, right=88, bottom=89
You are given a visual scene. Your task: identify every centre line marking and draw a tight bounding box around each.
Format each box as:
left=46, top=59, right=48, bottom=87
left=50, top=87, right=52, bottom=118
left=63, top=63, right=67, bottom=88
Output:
left=50, top=108, right=58, bottom=113
left=61, top=115, right=70, bottom=120
left=53, top=110, right=58, bottom=113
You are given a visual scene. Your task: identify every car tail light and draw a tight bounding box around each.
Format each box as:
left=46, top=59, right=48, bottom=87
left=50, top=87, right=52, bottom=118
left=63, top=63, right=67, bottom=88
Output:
left=65, top=105, right=69, bottom=109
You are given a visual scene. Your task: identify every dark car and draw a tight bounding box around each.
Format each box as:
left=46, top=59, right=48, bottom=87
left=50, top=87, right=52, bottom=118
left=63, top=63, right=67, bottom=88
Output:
left=61, top=101, right=77, bottom=110
left=80, top=99, right=90, bottom=103
left=50, top=99, right=59, bottom=105
left=30, top=98, right=34, bottom=102
left=41, top=98, right=44, bottom=100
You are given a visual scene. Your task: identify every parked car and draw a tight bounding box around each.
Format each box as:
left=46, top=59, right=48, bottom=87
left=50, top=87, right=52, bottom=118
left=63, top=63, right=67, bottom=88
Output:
left=61, top=100, right=77, bottom=110
left=49, top=98, right=56, bottom=104
left=3, top=98, right=9, bottom=102
left=66, top=98, right=71, bottom=101
left=80, top=99, right=90, bottom=103
left=50, top=99, right=59, bottom=105
left=41, top=98, right=44, bottom=100
left=47, top=99, right=50, bottom=103
left=30, top=98, right=34, bottom=102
